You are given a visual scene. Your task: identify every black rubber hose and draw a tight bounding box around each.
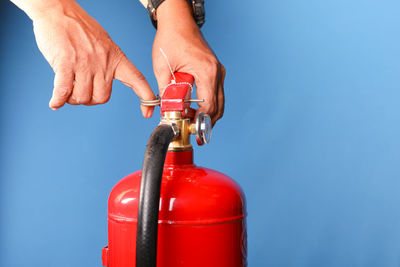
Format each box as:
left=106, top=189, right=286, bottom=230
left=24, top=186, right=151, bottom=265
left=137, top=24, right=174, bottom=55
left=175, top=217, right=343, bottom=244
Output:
left=136, top=124, right=176, bottom=267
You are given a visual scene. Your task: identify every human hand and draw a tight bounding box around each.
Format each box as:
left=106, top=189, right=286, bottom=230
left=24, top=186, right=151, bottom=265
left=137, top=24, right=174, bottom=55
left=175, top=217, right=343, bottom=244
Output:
left=152, top=0, right=225, bottom=126
left=12, top=0, right=155, bottom=117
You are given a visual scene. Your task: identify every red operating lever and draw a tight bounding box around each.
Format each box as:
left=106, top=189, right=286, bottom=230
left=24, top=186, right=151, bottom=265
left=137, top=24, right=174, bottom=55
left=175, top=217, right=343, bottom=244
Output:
left=160, top=72, right=195, bottom=118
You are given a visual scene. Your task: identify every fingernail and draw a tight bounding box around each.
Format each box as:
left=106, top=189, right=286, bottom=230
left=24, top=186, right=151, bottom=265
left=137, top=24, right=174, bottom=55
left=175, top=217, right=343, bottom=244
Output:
left=49, top=101, right=55, bottom=110
left=146, top=109, right=152, bottom=118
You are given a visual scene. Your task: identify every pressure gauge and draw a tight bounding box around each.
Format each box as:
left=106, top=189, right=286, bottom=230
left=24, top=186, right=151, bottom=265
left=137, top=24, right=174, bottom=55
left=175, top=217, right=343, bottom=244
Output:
left=195, top=112, right=212, bottom=145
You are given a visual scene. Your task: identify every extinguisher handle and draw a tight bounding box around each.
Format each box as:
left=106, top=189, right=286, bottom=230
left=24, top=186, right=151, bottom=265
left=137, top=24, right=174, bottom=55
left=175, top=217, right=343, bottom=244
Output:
left=161, top=72, right=196, bottom=117
left=172, top=72, right=197, bottom=120
left=170, top=72, right=195, bottom=86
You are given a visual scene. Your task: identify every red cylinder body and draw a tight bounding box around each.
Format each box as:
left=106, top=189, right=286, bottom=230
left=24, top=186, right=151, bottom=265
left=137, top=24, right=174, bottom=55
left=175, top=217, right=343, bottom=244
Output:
left=102, top=150, right=247, bottom=267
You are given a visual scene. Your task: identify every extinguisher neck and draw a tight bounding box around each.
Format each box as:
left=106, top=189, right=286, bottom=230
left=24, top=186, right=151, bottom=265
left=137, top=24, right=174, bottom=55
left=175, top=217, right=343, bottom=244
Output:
left=164, top=150, right=194, bottom=166
left=161, top=111, right=193, bottom=151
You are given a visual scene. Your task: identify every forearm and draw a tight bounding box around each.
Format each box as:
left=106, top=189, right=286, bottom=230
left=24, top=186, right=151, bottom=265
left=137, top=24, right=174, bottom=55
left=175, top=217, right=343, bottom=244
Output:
left=10, top=0, right=73, bottom=21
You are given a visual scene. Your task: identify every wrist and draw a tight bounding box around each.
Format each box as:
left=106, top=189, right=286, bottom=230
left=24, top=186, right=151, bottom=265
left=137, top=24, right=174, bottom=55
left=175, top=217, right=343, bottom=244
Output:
left=11, top=0, right=73, bottom=21
left=156, top=0, right=198, bottom=30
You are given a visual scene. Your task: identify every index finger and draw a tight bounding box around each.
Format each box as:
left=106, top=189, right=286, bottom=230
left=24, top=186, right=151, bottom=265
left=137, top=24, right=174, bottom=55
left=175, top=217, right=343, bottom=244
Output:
left=194, top=70, right=219, bottom=126
left=114, top=56, right=156, bottom=118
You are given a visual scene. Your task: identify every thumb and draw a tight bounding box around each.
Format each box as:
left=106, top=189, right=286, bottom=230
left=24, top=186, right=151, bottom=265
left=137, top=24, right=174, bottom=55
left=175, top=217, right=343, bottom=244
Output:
left=154, top=66, right=173, bottom=96
left=114, top=56, right=156, bottom=118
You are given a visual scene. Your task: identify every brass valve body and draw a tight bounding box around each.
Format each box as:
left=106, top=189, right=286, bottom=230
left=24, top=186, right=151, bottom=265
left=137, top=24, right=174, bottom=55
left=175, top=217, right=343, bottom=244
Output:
left=161, top=111, right=195, bottom=151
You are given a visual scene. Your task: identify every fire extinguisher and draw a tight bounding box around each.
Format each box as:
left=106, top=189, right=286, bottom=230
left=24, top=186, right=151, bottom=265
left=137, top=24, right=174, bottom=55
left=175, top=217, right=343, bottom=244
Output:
left=102, top=72, right=247, bottom=267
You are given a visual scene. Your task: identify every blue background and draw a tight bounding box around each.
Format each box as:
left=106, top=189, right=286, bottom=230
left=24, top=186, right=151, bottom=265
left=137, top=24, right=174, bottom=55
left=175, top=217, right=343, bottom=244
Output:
left=1, top=0, right=400, bottom=266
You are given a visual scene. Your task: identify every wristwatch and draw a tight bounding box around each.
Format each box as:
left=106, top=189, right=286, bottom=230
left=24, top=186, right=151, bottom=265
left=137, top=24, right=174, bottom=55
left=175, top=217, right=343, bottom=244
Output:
left=147, top=0, right=205, bottom=29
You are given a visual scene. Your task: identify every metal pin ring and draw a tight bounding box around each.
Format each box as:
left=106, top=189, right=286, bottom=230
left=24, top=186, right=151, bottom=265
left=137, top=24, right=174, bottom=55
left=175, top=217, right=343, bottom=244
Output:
left=140, top=95, right=161, bottom=106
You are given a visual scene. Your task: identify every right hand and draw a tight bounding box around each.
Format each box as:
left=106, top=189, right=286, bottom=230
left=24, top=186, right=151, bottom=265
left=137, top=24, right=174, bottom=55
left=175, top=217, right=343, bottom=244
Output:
left=152, top=0, right=225, bottom=126
left=31, top=0, right=155, bottom=117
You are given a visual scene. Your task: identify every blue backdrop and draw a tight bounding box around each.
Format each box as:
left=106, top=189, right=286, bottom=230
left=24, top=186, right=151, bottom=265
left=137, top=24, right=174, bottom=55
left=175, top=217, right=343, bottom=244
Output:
left=1, top=0, right=400, bottom=266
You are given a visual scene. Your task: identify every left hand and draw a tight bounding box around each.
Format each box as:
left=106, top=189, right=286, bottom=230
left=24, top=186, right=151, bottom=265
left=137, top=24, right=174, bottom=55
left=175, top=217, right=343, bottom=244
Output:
left=152, top=0, right=225, bottom=126
left=11, top=0, right=156, bottom=117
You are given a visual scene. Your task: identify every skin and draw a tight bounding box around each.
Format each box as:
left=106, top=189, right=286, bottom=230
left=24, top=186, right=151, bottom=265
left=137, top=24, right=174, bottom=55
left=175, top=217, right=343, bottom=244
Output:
left=11, top=0, right=225, bottom=125
left=154, top=0, right=225, bottom=125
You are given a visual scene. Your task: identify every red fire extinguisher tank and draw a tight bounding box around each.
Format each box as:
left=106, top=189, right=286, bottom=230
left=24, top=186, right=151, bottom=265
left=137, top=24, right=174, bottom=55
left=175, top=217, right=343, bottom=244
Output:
left=102, top=150, right=247, bottom=267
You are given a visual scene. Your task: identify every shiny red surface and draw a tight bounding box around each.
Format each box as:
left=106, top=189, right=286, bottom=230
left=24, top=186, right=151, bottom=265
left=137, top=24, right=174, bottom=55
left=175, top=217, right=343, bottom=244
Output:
left=161, top=72, right=194, bottom=116
left=103, top=150, right=247, bottom=267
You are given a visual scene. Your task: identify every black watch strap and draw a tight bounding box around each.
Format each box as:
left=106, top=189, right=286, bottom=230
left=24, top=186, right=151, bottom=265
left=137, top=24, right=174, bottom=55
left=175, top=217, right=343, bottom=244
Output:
left=191, top=0, right=205, bottom=27
left=147, top=0, right=205, bottom=29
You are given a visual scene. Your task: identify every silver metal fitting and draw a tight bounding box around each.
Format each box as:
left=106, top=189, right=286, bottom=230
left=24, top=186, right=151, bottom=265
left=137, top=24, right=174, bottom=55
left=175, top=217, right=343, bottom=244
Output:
left=159, top=121, right=180, bottom=139
left=194, top=112, right=212, bottom=145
